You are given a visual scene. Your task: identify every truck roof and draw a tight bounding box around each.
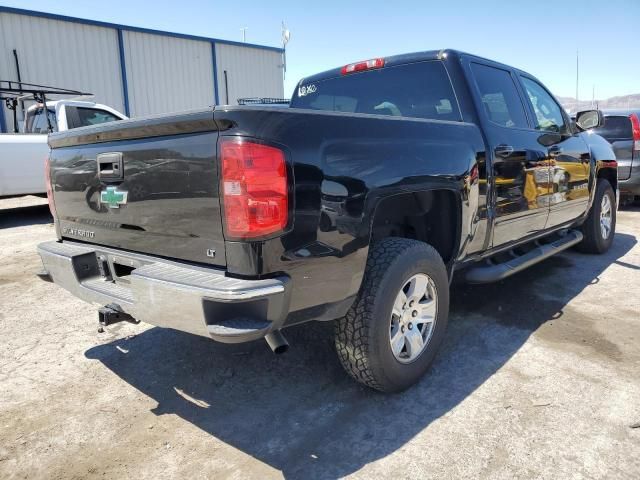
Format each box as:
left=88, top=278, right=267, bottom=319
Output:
left=600, top=108, right=640, bottom=116
left=298, top=49, right=530, bottom=86
left=26, top=99, right=99, bottom=112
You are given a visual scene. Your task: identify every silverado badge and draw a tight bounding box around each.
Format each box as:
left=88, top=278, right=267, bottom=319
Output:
left=100, top=186, right=128, bottom=209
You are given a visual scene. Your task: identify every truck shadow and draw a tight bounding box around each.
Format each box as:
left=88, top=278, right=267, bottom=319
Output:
left=0, top=204, right=52, bottom=228
left=84, top=232, right=636, bottom=479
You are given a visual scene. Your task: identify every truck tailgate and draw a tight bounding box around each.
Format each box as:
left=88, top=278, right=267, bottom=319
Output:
left=48, top=110, right=225, bottom=267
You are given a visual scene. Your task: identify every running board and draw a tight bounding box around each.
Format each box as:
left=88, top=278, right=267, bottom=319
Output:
left=465, top=230, right=583, bottom=284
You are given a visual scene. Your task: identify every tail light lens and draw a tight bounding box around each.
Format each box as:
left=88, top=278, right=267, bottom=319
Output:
left=629, top=113, right=640, bottom=152
left=44, top=155, right=56, bottom=217
left=220, top=138, right=288, bottom=239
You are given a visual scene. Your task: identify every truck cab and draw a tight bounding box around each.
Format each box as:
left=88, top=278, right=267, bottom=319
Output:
left=23, top=100, right=125, bottom=134
left=0, top=100, right=126, bottom=197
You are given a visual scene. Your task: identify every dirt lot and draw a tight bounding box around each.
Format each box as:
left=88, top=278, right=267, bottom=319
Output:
left=0, top=196, right=639, bottom=480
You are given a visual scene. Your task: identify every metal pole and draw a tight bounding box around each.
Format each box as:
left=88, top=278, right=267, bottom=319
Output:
left=0, top=102, right=6, bottom=133
left=11, top=98, right=18, bottom=133
left=13, top=49, right=25, bottom=121
left=575, top=50, right=579, bottom=111
left=117, top=29, right=131, bottom=117
left=43, top=93, right=53, bottom=133
left=224, top=70, right=229, bottom=105
left=282, top=48, right=286, bottom=81
left=12, top=51, right=22, bottom=86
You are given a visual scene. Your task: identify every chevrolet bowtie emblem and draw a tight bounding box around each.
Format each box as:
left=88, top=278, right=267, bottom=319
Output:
left=100, top=186, right=128, bottom=208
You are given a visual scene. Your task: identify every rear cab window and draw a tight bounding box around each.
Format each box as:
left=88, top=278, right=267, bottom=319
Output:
left=592, top=116, right=632, bottom=141
left=290, top=61, right=461, bottom=122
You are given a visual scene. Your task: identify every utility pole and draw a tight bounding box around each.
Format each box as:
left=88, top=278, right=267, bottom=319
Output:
left=240, top=27, right=248, bottom=43
left=575, top=49, right=579, bottom=111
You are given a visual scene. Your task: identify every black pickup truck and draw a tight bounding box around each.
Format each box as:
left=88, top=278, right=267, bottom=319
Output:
left=38, top=49, right=618, bottom=392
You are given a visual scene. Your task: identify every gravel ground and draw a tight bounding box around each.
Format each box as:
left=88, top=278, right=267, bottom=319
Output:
left=0, top=196, right=639, bottom=480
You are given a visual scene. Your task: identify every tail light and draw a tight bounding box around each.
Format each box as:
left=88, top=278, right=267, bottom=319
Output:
left=44, top=155, right=56, bottom=217
left=630, top=113, right=640, bottom=152
left=341, top=58, right=385, bottom=75
left=220, top=138, right=288, bottom=239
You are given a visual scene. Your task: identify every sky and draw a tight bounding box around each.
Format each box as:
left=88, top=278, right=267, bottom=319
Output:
left=3, top=0, right=639, bottom=100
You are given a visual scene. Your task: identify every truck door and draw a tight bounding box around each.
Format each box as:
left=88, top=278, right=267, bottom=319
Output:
left=517, top=75, right=591, bottom=227
left=467, top=61, right=550, bottom=247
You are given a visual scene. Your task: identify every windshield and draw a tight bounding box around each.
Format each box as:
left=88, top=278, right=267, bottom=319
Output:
left=290, top=61, right=461, bottom=122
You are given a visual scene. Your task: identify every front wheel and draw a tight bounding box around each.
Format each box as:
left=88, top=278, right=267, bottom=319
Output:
left=334, top=238, right=449, bottom=392
left=576, top=178, right=616, bottom=254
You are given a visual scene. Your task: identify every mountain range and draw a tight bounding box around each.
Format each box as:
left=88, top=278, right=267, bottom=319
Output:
left=559, top=94, right=640, bottom=112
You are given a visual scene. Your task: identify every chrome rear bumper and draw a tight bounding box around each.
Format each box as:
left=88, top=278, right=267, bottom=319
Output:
left=37, top=241, right=291, bottom=342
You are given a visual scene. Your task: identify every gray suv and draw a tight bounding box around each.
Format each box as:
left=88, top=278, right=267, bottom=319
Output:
left=592, top=109, right=640, bottom=203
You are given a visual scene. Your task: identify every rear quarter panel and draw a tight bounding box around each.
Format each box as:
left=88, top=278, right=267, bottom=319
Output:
left=215, top=107, right=485, bottom=321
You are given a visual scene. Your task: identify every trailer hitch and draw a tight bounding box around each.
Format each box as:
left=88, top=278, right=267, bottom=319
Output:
left=98, top=304, right=138, bottom=333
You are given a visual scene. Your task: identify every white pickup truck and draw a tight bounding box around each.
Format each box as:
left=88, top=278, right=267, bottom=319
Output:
left=0, top=100, right=126, bottom=197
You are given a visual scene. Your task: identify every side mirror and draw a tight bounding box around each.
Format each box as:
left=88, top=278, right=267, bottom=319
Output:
left=575, top=110, right=604, bottom=131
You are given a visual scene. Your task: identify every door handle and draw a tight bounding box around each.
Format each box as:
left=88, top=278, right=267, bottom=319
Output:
left=97, top=152, right=124, bottom=181
left=548, top=146, right=563, bottom=157
left=495, top=144, right=514, bottom=158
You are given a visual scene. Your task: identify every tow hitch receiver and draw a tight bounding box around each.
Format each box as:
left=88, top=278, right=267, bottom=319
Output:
left=98, top=304, right=137, bottom=332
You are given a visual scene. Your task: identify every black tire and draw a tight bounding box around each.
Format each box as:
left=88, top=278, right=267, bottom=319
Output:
left=334, top=238, right=449, bottom=392
left=576, top=178, right=616, bottom=254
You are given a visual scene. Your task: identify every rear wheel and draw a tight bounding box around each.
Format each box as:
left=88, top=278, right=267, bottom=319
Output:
left=334, top=238, right=449, bottom=392
left=577, top=178, right=616, bottom=254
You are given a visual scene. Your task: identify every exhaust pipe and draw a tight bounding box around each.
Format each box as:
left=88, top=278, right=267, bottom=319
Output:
left=265, top=330, right=289, bottom=354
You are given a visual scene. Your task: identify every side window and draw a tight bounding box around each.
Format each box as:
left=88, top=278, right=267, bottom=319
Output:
left=520, top=77, right=566, bottom=133
left=470, top=63, right=529, bottom=129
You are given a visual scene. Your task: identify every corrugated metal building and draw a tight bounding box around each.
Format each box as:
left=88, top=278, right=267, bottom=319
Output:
left=0, top=7, right=285, bottom=132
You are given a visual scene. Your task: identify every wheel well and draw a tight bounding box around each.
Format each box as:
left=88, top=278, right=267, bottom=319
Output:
left=370, top=190, right=459, bottom=264
left=597, top=166, right=617, bottom=193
